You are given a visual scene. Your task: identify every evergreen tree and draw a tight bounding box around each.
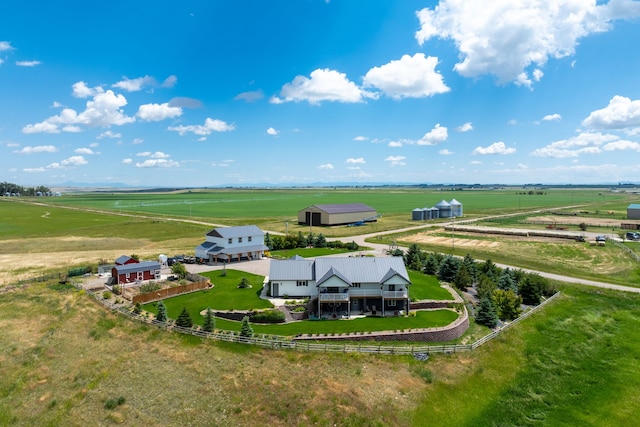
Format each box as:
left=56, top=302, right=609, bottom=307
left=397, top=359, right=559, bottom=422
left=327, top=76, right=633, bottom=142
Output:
left=239, top=316, right=253, bottom=338
left=453, top=262, right=472, bottom=291
left=297, top=231, right=306, bottom=248
left=156, top=301, right=168, bottom=322
left=476, top=273, right=497, bottom=300
left=462, top=254, right=478, bottom=283
left=423, top=254, right=440, bottom=275
left=498, top=268, right=518, bottom=292
left=479, top=259, right=501, bottom=280
left=437, top=256, right=460, bottom=283
left=475, top=297, right=499, bottom=328
left=264, top=232, right=273, bottom=249
left=404, top=243, right=423, bottom=271
left=314, top=233, right=327, bottom=248
left=132, top=302, right=142, bottom=315
left=202, top=307, right=215, bottom=332
left=518, top=273, right=546, bottom=305
left=306, top=232, right=315, bottom=247
left=175, top=307, right=193, bottom=328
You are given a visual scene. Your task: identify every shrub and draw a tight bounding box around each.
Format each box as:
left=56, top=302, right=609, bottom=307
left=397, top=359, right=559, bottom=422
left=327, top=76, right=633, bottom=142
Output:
left=104, top=396, right=125, bottom=410
left=140, top=281, right=161, bottom=294
left=102, top=291, right=112, bottom=299
left=238, top=277, right=251, bottom=288
left=252, top=309, right=286, bottom=324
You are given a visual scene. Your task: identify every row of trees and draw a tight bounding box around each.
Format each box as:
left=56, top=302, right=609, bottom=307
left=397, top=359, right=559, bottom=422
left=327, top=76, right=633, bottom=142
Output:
left=152, top=302, right=253, bottom=336
left=1, top=182, right=51, bottom=196
left=401, top=244, right=555, bottom=328
left=264, top=231, right=359, bottom=251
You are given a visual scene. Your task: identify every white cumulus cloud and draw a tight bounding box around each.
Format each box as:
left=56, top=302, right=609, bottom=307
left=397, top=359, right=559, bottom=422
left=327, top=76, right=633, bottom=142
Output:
left=137, top=103, right=183, bottom=121
left=582, top=95, right=640, bottom=129
left=472, top=141, right=516, bottom=155
left=418, top=123, right=448, bottom=145
left=135, top=159, right=180, bottom=168
left=23, top=90, right=134, bottom=133
left=271, top=68, right=376, bottom=104
left=439, top=149, right=454, bottom=155
left=543, top=113, right=562, bottom=122
left=168, top=118, right=235, bottom=136
left=385, top=155, right=406, bottom=166
left=112, top=75, right=156, bottom=92
left=415, top=0, right=640, bottom=86
left=363, top=53, right=449, bottom=99
left=266, top=127, right=279, bottom=136
left=318, top=163, right=334, bottom=170
left=346, top=157, right=366, bottom=164
left=15, top=145, right=57, bottom=154
left=457, top=122, right=473, bottom=132
left=72, top=81, right=104, bottom=98
left=530, top=132, right=618, bottom=158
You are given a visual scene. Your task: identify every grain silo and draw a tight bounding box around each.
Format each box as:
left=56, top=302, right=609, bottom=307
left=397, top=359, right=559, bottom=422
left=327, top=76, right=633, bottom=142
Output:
left=412, top=208, right=425, bottom=221
left=430, top=207, right=440, bottom=219
left=435, top=199, right=452, bottom=218
left=449, top=198, right=463, bottom=217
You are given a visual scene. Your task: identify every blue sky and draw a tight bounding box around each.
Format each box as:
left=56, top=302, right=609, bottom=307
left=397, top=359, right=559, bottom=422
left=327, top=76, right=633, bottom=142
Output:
left=2, top=0, right=640, bottom=187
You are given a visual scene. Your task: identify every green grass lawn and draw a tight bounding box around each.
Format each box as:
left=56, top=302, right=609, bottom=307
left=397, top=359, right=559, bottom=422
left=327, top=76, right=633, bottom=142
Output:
left=209, top=309, right=459, bottom=336
left=270, top=247, right=358, bottom=258
left=409, top=270, right=455, bottom=300
left=143, top=269, right=271, bottom=320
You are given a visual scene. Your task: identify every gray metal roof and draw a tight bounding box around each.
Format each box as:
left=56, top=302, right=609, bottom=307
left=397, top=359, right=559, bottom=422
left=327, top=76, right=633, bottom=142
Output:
left=314, top=257, right=409, bottom=284
left=206, top=225, right=264, bottom=239
left=269, top=256, right=410, bottom=285
left=114, top=261, right=161, bottom=274
left=304, top=203, right=376, bottom=214
left=628, top=204, right=640, bottom=209
left=269, top=258, right=316, bottom=281
left=115, top=255, right=136, bottom=264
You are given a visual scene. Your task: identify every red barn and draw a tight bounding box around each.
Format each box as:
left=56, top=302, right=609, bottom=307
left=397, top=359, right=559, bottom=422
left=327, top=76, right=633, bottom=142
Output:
left=112, top=261, right=161, bottom=284
left=115, top=255, right=139, bottom=266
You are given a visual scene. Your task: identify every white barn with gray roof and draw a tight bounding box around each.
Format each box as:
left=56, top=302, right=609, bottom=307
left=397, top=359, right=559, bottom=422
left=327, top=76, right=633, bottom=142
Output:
left=269, top=256, right=411, bottom=319
left=195, top=225, right=268, bottom=263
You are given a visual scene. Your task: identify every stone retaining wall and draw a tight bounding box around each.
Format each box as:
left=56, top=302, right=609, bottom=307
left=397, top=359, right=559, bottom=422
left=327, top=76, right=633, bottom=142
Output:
left=294, top=307, right=469, bottom=342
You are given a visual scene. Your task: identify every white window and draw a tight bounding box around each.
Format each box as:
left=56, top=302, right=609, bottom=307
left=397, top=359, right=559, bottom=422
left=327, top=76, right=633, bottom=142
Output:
left=297, top=280, right=308, bottom=287
left=238, top=237, right=243, bottom=243
left=388, top=299, right=396, bottom=307
left=248, top=236, right=252, bottom=242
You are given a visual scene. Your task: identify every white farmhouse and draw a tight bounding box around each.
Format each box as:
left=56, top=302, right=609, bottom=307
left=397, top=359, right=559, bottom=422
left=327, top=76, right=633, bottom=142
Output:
left=195, top=225, right=268, bottom=263
left=269, top=256, right=411, bottom=319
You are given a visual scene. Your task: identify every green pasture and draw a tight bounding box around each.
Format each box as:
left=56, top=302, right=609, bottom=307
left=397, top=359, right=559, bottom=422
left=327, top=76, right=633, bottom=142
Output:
left=0, top=199, right=208, bottom=241
left=413, top=284, right=640, bottom=426
left=24, top=187, right=632, bottom=219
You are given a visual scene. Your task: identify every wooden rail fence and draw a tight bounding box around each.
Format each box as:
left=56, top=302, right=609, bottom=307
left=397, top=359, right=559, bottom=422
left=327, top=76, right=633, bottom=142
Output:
left=81, top=283, right=561, bottom=357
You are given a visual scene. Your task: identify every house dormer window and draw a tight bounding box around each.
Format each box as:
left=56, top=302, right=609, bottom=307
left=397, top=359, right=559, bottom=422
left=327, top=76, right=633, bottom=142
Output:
left=238, top=237, right=243, bottom=243
left=228, top=238, right=232, bottom=244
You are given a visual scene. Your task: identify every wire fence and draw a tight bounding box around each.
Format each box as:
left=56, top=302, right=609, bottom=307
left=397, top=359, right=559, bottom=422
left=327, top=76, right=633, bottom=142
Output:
left=610, top=239, right=640, bottom=263
left=80, top=283, right=561, bottom=357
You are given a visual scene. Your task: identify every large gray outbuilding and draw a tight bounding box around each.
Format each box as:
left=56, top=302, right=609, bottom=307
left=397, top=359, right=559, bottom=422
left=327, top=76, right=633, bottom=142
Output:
left=298, top=203, right=377, bottom=226
left=628, top=204, right=640, bottom=220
